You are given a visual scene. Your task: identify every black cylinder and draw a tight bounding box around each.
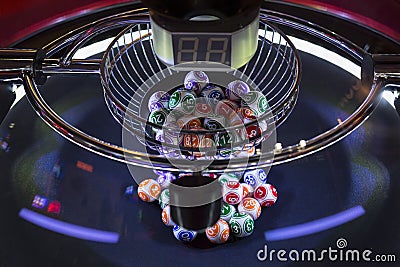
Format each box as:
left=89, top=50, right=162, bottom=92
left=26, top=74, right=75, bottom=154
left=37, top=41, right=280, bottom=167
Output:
left=169, top=175, right=222, bottom=231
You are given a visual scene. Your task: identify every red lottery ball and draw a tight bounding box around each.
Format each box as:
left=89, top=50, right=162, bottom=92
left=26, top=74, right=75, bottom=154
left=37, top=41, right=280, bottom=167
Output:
left=222, top=181, right=243, bottom=205
left=254, top=184, right=278, bottom=207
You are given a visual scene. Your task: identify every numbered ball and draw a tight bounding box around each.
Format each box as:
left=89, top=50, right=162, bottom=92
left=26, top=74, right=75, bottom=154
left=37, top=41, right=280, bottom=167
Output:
left=226, top=80, right=250, bottom=101
left=148, top=91, right=170, bottom=112
left=241, top=183, right=254, bottom=198
left=218, top=173, right=239, bottom=185
left=169, top=91, right=196, bottom=114
left=220, top=203, right=236, bottom=222
left=156, top=172, right=177, bottom=189
left=243, top=169, right=268, bottom=188
left=161, top=205, right=175, bottom=226
left=158, top=189, right=170, bottom=209
left=241, top=91, right=268, bottom=117
left=254, top=183, right=278, bottom=207
left=206, top=219, right=230, bottom=244
left=173, top=225, right=198, bottom=242
left=137, top=179, right=161, bottom=202
left=238, top=197, right=261, bottom=220
left=148, top=108, right=169, bottom=131
left=194, top=101, right=214, bottom=117
left=222, top=181, right=243, bottom=205
left=200, top=84, right=225, bottom=105
left=215, top=99, right=239, bottom=117
left=184, top=71, right=209, bottom=95
left=229, top=212, right=255, bottom=238
left=203, top=116, right=224, bottom=131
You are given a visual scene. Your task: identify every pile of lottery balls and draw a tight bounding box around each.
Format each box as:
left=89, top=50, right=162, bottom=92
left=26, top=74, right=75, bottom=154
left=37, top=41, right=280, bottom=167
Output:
left=137, top=169, right=277, bottom=244
left=147, top=70, right=270, bottom=158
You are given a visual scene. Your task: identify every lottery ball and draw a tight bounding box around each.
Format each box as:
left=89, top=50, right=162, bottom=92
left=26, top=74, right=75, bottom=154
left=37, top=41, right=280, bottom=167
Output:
left=169, top=91, right=196, bottom=114
left=161, top=205, right=175, bottom=226
left=156, top=172, right=177, bottom=189
left=218, top=173, right=239, bottom=185
left=137, top=179, right=161, bottom=202
left=234, top=146, right=256, bottom=157
left=226, top=80, right=250, bottom=101
left=229, top=212, right=255, bottom=238
left=254, top=183, right=278, bottom=207
left=148, top=91, right=170, bottom=112
left=200, top=84, right=225, bottom=105
left=238, top=197, right=262, bottom=220
left=222, top=181, right=243, bottom=205
left=241, top=91, right=268, bottom=117
left=184, top=70, right=209, bottom=95
left=173, top=225, right=197, bottom=242
left=215, top=99, right=239, bottom=117
left=220, top=203, right=236, bottom=222
left=243, top=169, right=268, bottom=188
left=194, top=102, right=214, bottom=117
left=203, top=116, right=224, bottom=131
left=206, top=219, right=230, bottom=244
left=148, top=108, right=169, bottom=130
left=159, top=189, right=170, bottom=209
left=241, top=183, right=254, bottom=198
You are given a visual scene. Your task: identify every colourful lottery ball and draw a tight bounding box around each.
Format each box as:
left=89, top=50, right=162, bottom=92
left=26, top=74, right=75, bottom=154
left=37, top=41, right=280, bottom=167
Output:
left=148, top=91, right=170, bottom=112
left=229, top=212, right=255, bottom=238
left=241, top=91, right=268, bottom=117
left=156, top=172, right=177, bottom=189
left=226, top=80, right=250, bottom=101
left=137, top=179, right=161, bottom=202
left=222, top=181, right=243, bottom=205
left=238, top=197, right=262, bottom=220
left=241, top=183, right=254, bottom=198
left=243, top=169, right=268, bottom=188
left=206, top=219, right=230, bottom=244
left=173, top=225, right=198, bottom=242
left=158, top=189, right=170, bottom=209
left=169, top=90, right=196, bottom=114
left=200, top=84, right=225, bottom=105
left=254, top=183, right=278, bottom=207
left=161, top=205, right=175, bottom=226
left=203, top=116, right=224, bottom=131
left=184, top=70, right=209, bottom=95
left=220, top=203, right=236, bottom=222
left=194, top=101, right=214, bottom=117
left=218, top=173, right=239, bottom=185
left=148, top=108, right=169, bottom=130
left=215, top=99, right=239, bottom=117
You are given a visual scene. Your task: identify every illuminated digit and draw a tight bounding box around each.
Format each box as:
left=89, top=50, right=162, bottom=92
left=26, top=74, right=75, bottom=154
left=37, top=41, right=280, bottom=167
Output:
left=177, top=37, right=199, bottom=63
left=206, top=38, right=228, bottom=63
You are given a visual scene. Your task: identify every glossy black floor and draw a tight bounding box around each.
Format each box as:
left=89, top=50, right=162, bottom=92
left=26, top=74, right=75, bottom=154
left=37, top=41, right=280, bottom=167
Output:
left=1, top=46, right=400, bottom=266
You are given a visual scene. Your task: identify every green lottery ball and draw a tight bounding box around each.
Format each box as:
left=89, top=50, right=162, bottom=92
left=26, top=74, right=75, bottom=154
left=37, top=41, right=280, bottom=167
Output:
left=220, top=203, right=236, bottom=222
left=148, top=108, right=169, bottom=131
left=241, top=91, right=268, bottom=117
left=218, top=173, right=239, bottom=185
left=169, top=91, right=196, bottom=114
left=158, top=189, right=170, bottom=209
left=229, top=212, right=255, bottom=237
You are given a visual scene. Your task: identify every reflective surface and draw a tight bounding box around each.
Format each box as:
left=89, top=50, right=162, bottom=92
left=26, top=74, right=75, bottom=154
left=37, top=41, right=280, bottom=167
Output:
left=1, top=48, right=400, bottom=266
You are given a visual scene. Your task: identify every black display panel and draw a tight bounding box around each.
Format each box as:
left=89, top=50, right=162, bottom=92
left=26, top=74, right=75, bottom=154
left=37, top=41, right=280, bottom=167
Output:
left=172, top=33, right=232, bottom=65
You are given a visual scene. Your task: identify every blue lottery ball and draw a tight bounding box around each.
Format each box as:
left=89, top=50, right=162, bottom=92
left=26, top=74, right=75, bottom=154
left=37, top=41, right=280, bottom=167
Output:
left=172, top=225, right=197, bottom=242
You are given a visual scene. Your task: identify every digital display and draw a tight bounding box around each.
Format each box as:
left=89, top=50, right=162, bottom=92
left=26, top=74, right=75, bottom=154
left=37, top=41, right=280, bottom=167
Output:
left=172, top=34, right=232, bottom=65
